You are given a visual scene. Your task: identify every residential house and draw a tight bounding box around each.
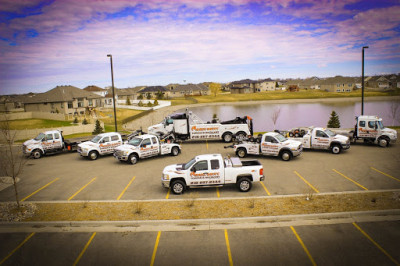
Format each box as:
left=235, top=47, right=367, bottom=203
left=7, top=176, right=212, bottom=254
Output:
left=254, top=78, right=276, bottom=91
left=319, top=76, right=359, bottom=92
left=23, top=85, right=103, bottom=115
left=83, top=85, right=107, bottom=97
left=167, top=83, right=209, bottom=97
left=138, top=86, right=169, bottom=99
left=365, top=74, right=400, bottom=90
left=230, top=87, right=255, bottom=94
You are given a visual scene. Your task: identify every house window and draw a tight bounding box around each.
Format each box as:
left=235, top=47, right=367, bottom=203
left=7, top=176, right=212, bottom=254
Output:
left=78, top=99, right=84, bottom=107
left=336, top=84, right=340, bottom=87
left=88, top=99, right=93, bottom=106
left=68, top=102, right=73, bottom=108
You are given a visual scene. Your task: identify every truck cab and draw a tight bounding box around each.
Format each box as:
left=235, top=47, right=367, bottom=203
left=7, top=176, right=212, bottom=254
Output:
left=78, top=132, right=123, bottom=160
left=114, top=134, right=181, bottom=164
left=23, top=130, right=64, bottom=159
left=233, top=132, right=303, bottom=161
left=162, top=154, right=264, bottom=194
left=353, top=116, right=397, bottom=147
left=292, top=127, right=350, bottom=154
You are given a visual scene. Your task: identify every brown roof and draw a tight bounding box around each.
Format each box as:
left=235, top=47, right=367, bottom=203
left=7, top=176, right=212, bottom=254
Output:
left=83, top=85, right=105, bottom=92
left=24, top=85, right=102, bottom=104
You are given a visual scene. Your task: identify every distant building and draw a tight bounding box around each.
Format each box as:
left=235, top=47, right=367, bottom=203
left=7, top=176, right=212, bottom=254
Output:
left=83, top=85, right=107, bottom=97
left=319, top=76, right=360, bottom=92
left=24, top=85, right=102, bottom=115
left=167, top=83, right=209, bottom=97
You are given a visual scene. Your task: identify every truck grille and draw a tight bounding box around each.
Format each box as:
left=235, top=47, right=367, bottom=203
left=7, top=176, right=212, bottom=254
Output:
left=114, top=150, right=124, bottom=157
left=77, top=147, right=82, bottom=153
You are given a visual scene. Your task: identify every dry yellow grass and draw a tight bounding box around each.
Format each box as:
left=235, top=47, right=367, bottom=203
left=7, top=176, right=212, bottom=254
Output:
left=23, top=191, right=400, bottom=222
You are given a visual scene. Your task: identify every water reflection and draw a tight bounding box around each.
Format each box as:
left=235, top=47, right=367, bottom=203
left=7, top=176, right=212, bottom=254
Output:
left=182, top=100, right=400, bottom=132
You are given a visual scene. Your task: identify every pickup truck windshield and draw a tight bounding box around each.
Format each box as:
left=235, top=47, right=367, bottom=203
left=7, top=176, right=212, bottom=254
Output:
left=275, top=134, right=287, bottom=142
left=183, top=158, right=196, bottom=170
left=34, top=133, right=45, bottom=141
left=325, top=129, right=336, bottom=137
left=128, top=138, right=142, bottom=146
left=91, top=135, right=102, bottom=143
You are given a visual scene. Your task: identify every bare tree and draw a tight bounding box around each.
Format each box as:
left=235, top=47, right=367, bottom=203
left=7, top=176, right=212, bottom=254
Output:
left=0, top=115, right=27, bottom=209
left=271, top=107, right=281, bottom=130
left=388, top=101, right=400, bottom=126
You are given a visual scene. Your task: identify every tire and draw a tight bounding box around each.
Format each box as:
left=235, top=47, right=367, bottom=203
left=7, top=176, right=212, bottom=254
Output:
left=331, top=144, right=342, bottom=154
left=378, top=137, right=389, bottom=147
left=171, top=180, right=186, bottom=194
left=236, top=148, right=247, bottom=158
left=235, top=132, right=246, bottom=141
left=294, top=133, right=300, bottom=137
left=280, top=150, right=292, bottom=161
left=222, top=132, right=233, bottom=143
left=237, top=177, right=252, bottom=192
left=88, top=151, right=99, bottom=160
left=129, top=153, right=139, bottom=164
left=171, top=146, right=179, bottom=156
left=289, top=132, right=294, bottom=137
left=32, top=149, right=42, bottom=159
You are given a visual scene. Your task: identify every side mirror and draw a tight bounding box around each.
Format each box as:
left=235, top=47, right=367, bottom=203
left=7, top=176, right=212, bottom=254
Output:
left=191, top=167, right=196, bottom=173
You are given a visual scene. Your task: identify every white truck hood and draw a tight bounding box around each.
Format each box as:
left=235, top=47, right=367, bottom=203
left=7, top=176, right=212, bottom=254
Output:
left=332, top=134, right=349, bottom=143
left=282, top=139, right=302, bottom=148
left=382, top=127, right=397, bottom=139
left=114, top=144, right=139, bottom=152
left=23, top=139, right=40, bottom=147
left=78, top=141, right=99, bottom=149
left=163, top=164, right=186, bottom=175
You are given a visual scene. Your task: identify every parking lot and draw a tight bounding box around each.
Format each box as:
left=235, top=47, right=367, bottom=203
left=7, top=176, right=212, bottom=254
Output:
left=0, top=220, right=399, bottom=265
left=1, top=140, right=400, bottom=202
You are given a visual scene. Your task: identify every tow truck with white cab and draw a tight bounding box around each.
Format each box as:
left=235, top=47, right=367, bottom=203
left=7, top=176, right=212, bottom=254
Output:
left=23, top=130, right=91, bottom=159
left=148, top=109, right=253, bottom=142
left=350, top=115, right=397, bottom=147
left=114, top=134, right=181, bottom=164
left=161, top=154, right=264, bottom=194
left=230, top=132, right=303, bottom=161
left=77, top=132, right=123, bottom=160
left=288, top=127, right=350, bottom=154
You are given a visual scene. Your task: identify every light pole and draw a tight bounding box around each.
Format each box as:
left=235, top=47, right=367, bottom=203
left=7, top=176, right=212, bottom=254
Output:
left=361, top=46, right=368, bottom=115
left=107, top=54, right=118, bottom=132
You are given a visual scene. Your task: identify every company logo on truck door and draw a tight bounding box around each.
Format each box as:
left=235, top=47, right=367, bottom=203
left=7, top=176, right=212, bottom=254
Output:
left=190, top=172, right=220, bottom=179
left=191, top=125, right=220, bottom=139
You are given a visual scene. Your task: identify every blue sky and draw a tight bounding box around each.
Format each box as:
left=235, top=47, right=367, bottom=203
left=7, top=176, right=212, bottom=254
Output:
left=1, top=0, right=399, bottom=95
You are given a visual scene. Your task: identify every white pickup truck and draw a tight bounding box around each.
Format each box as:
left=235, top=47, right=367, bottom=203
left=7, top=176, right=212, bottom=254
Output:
left=289, top=127, right=350, bottom=154
left=114, top=134, right=181, bottom=164
left=162, top=154, right=264, bottom=194
left=231, top=132, right=303, bottom=161
left=78, top=132, right=123, bottom=160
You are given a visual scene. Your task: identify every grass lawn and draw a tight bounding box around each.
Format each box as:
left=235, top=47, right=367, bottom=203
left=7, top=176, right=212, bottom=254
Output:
left=169, top=89, right=400, bottom=105
left=0, top=119, right=74, bottom=130
left=97, top=108, right=142, bottom=130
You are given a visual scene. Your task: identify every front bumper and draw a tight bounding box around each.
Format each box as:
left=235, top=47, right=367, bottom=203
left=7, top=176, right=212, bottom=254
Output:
left=161, top=179, right=170, bottom=188
left=292, top=146, right=303, bottom=157
left=113, top=151, right=129, bottom=161
left=342, top=143, right=351, bottom=150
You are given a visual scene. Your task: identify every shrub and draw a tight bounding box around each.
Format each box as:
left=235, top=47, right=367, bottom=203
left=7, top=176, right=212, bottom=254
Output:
left=73, top=117, right=79, bottom=124
left=327, top=110, right=341, bottom=128
left=92, top=120, right=103, bottom=134
left=82, top=118, right=88, bottom=125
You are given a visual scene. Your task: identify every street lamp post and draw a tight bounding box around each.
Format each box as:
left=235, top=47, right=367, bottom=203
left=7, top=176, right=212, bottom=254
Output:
left=361, top=46, right=369, bottom=115
left=107, top=54, right=118, bottom=132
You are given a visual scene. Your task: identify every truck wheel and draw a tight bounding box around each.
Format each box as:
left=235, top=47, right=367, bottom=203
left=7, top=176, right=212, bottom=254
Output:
left=171, top=146, right=179, bottom=156
left=289, top=132, right=294, bottom=137
left=294, top=133, right=300, bottom=137
left=280, top=150, right=292, bottom=161
left=88, top=151, right=99, bottom=160
left=235, top=132, right=246, bottom=141
left=171, top=180, right=186, bottom=194
left=222, top=132, right=233, bottom=143
left=236, top=148, right=247, bottom=158
left=129, top=154, right=139, bottom=164
left=331, top=144, right=342, bottom=154
left=32, top=149, right=42, bottom=159
left=378, top=137, right=389, bottom=147
left=237, top=177, right=252, bottom=192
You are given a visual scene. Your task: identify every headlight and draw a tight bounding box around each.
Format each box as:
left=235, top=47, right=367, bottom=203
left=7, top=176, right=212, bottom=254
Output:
left=163, top=174, right=169, bottom=180
left=124, top=151, right=130, bottom=155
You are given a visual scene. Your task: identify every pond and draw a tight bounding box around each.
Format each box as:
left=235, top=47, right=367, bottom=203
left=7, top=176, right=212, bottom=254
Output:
left=182, top=98, right=400, bottom=132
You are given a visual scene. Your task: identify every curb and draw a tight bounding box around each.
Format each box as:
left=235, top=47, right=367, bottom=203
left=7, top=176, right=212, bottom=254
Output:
left=1, top=209, right=399, bottom=233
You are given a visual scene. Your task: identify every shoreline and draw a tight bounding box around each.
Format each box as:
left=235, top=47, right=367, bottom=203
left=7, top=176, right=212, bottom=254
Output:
left=124, top=95, right=400, bottom=131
